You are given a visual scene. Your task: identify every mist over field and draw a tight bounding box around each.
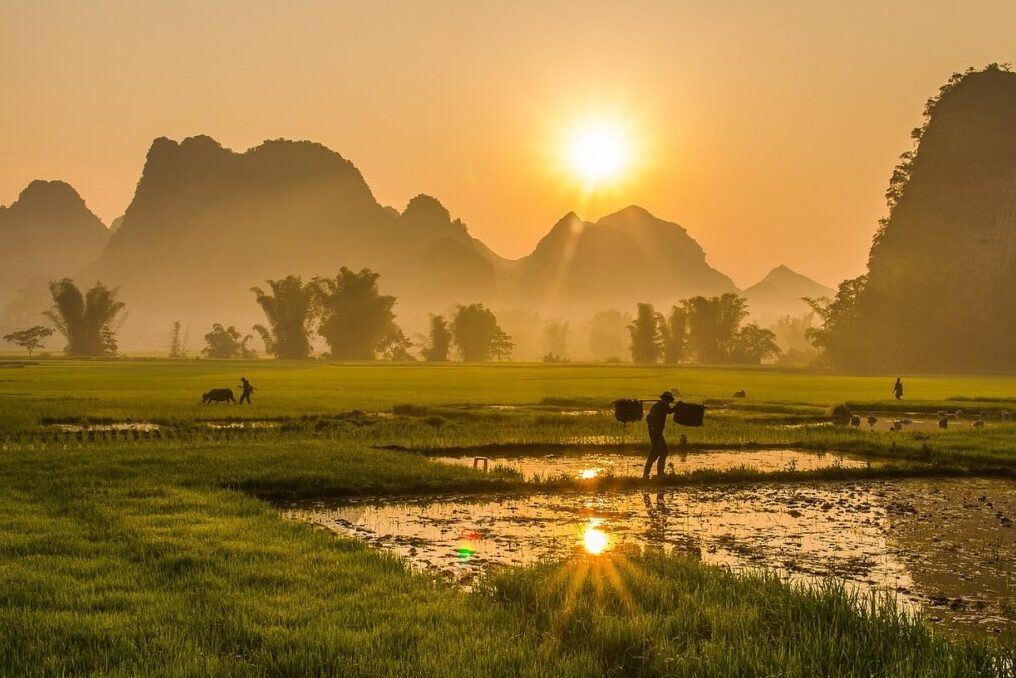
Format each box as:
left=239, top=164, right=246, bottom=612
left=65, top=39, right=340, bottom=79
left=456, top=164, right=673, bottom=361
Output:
left=5, top=67, right=1016, bottom=373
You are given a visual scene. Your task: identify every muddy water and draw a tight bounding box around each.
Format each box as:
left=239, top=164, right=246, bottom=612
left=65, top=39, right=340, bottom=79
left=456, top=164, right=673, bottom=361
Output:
left=56, top=422, right=160, bottom=432
left=433, top=449, right=870, bottom=480
left=205, top=421, right=280, bottom=430
left=289, top=478, right=1016, bottom=636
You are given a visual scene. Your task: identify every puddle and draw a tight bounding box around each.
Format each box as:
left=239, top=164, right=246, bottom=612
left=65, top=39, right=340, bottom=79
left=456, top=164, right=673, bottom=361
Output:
left=432, top=449, right=870, bottom=480
left=55, top=422, right=160, bottom=432
left=288, top=478, right=1016, bottom=637
left=205, top=421, right=280, bottom=430
left=839, top=411, right=1009, bottom=433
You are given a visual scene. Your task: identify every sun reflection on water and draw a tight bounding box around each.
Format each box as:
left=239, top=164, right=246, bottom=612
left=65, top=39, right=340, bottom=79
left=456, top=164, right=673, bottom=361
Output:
left=578, top=468, right=601, bottom=479
left=583, top=519, right=610, bottom=555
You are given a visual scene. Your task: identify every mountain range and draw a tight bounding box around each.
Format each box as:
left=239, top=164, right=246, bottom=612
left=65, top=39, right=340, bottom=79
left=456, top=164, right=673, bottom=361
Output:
left=1, top=135, right=824, bottom=347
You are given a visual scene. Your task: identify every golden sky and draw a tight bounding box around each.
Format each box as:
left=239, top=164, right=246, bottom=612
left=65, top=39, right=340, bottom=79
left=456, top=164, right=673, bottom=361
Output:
left=2, top=1, right=1014, bottom=287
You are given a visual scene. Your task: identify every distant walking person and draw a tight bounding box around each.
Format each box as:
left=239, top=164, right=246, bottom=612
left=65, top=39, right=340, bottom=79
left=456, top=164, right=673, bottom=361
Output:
left=892, top=377, right=904, bottom=400
left=644, top=391, right=677, bottom=479
left=239, top=377, right=256, bottom=405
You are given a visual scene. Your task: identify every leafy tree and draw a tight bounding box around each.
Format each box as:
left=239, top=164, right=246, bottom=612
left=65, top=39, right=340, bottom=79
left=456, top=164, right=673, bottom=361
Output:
left=490, top=329, right=514, bottom=362
left=251, top=276, right=316, bottom=359
left=659, top=306, right=688, bottom=364
left=451, top=303, right=508, bottom=361
left=729, top=323, right=781, bottom=364
left=803, top=276, right=871, bottom=369
left=3, top=325, right=54, bottom=356
left=628, top=303, right=662, bottom=364
left=202, top=324, right=256, bottom=359
left=379, top=327, right=416, bottom=361
left=44, top=279, right=125, bottom=357
left=422, top=314, right=452, bottom=361
left=682, top=293, right=748, bottom=363
left=315, top=268, right=400, bottom=360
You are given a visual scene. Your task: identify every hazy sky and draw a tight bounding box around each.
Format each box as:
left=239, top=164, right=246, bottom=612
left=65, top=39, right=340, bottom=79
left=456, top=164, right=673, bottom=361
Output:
left=2, top=1, right=1014, bottom=287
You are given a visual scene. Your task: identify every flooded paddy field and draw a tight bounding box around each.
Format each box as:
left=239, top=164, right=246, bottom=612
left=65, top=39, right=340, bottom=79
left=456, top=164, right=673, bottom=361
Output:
left=289, top=477, right=1016, bottom=637
left=432, top=448, right=872, bottom=479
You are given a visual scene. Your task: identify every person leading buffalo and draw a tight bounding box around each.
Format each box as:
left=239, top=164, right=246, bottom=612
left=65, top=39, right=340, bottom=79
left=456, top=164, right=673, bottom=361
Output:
left=643, top=391, right=677, bottom=479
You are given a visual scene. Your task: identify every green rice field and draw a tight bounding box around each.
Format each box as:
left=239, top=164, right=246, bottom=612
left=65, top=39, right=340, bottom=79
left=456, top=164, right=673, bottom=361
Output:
left=1, top=358, right=1015, bottom=675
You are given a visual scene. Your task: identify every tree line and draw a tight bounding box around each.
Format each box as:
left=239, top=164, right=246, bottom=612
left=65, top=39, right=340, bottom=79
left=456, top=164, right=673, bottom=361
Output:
left=204, top=269, right=513, bottom=362
left=4, top=276, right=779, bottom=366
left=626, top=293, right=780, bottom=365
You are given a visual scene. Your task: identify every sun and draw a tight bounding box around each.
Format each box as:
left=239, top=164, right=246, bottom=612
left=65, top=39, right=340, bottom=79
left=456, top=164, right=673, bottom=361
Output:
left=564, top=118, right=633, bottom=189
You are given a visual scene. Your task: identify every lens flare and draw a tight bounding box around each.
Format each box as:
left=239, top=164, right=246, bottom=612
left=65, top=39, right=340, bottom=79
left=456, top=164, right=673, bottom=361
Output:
left=455, top=529, right=481, bottom=561
left=582, top=519, right=609, bottom=555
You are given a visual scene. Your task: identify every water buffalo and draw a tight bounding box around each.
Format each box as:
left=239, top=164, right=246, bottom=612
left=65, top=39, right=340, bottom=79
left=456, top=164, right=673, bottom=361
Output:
left=202, top=388, right=236, bottom=404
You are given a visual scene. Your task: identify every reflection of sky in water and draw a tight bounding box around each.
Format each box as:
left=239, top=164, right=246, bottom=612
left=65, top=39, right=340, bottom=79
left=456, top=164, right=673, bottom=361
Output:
left=289, top=478, right=1016, bottom=636
left=433, top=449, right=869, bottom=480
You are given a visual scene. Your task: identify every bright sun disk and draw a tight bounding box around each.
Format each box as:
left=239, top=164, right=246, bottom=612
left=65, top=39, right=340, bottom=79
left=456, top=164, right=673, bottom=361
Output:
left=565, top=120, right=631, bottom=188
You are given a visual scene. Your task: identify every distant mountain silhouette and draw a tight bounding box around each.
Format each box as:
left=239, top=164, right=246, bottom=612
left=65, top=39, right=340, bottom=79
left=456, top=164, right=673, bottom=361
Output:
left=818, top=65, right=1016, bottom=371
left=0, top=180, right=108, bottom=304
left=88, top=136, right=500, bottom=342
left=742, top=265, right=832, bottom=318
left=9, top=135, right=760, bottom=347
left=509, top=206, right=736, bottom=308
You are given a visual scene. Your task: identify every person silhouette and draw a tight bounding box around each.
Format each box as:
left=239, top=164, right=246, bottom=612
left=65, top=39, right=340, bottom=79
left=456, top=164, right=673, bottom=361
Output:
left=238, top=377, right=255, bottom=405
left=892, top=377, right=904, bottom=400
left=643, top=391, right=678, bottom=479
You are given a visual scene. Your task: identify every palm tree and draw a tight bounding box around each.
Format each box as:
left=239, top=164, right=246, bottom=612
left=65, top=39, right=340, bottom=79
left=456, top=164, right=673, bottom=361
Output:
left=251, top=276, right=316, bottom=359
left=45, top=279, right=126, bottom=356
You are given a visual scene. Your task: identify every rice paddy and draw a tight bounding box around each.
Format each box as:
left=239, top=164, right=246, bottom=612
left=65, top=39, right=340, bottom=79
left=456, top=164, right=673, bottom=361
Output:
left=1, top=357, right=1015, bottom=675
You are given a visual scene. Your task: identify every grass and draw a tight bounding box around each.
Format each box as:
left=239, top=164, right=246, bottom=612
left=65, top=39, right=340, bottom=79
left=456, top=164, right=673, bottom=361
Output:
left=1, top=359, right=1015, bottom=674
left=5, top=357, right=1016, bottom=431
left=487, top=550, right=1010, bottom=676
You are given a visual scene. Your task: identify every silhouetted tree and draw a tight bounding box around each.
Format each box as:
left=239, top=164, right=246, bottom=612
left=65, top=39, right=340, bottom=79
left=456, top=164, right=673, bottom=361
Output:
left=490, top=329, right=515, bottom=362
left=251, top=276, right=316, bottom=359
left=202, top=324, right=256, bottom=359
left=315, top=268, right=399, bottom=360
left=589, top=310, right=628, bottom=361
left=452, top=303, right=508, bottom=361
left=3, top=325, right=54, bottom=356
left=44, top=279, right=125, bottom=357
left=659, top=306, right=688, bottom=364
left=169, top=320, right=184, bottom=358
left=379, top=327, right=415, bottom=361
left=804, top=276, right=869, bottom=372
left=628, top=303, right=662, bottom=364
left=682, top=293, right=748, bottom=363
left=422, top=314, right=452, bottom=361
left=805, top=276, right=868, bottom=369
left=729, top=324, right=781, bottom=364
